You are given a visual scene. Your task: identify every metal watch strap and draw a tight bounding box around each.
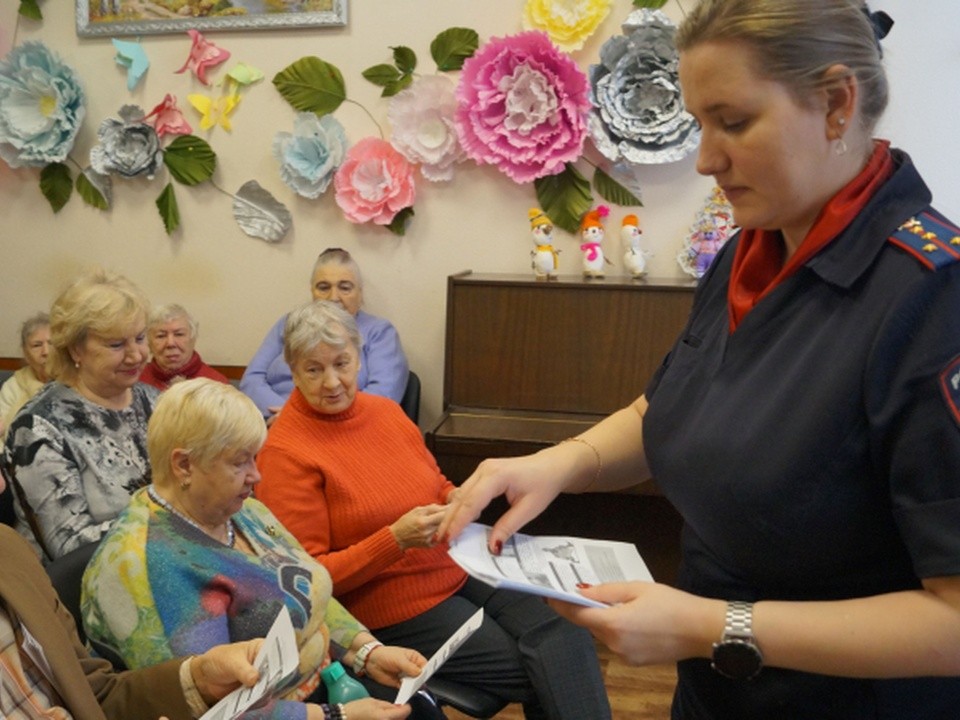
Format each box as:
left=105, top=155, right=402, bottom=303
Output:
left=724, top=600, right=754, bottom=640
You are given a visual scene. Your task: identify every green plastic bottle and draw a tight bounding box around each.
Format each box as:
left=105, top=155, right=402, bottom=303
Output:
left=320, top=661, right=370, bottom=703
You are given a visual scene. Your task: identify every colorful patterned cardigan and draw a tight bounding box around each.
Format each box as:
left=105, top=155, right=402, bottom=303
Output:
left=81, top=489, right=366, bottom=720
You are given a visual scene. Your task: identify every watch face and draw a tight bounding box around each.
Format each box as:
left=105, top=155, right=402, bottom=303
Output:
left=712, top=640, right=763, bottom=680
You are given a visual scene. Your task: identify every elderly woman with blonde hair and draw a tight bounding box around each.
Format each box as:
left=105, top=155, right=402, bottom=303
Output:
left=3, top=268, right=156, bottom=559
left=82, top=378, right=421, bottom=720
left=140, top=303, right=229, bottom=390
left=0, top=312, right=51, bottom=441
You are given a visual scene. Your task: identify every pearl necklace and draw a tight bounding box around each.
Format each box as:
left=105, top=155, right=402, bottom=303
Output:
left=148, top=486, right=236, bottom=548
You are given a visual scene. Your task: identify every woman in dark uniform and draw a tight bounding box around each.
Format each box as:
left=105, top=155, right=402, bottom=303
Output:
left=441, top=1, right=960, bottom=718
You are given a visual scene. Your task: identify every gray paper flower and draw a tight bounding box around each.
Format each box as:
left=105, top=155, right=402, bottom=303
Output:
left=588, top=9, right=699, bottom=165
left=0, top=42, right=86, bottom=168
left=89, top=105, right=163, bottom=179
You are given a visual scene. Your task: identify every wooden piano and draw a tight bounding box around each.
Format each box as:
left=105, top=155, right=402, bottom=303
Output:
left=426, top=271, right=696, bottom=583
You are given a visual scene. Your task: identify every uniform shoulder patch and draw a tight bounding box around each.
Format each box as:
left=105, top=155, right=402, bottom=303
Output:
left=941, top=355, right=960, bottom=429
left=888, top=212, right=960, bottom=270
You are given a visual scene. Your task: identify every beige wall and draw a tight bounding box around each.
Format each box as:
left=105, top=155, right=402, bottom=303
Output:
left=0, top=0, right=957, bottom=428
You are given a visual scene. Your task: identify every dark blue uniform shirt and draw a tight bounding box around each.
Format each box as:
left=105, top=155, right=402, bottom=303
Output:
left=644, top=150, right=960, bottom=719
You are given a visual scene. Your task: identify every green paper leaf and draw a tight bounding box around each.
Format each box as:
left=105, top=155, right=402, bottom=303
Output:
left=156, top=183, right=181, bottom=235
left=392, top=46, right=417, bottom=75
left=76, top=170, right=110, bottom=210
left=273, top=57, right=347, bottom=116
left=40, top=163, right=72, bottom=213
left=18, top=0, right=42, bottom=20
left=362, top=63, right=401, bottom=87
left=381, top=74, right=413, bottom=98
left=535, top=164, right=593, bottom=235
left=593, top=167, right=643, bottom=208
left=386, top=206, right=414, bottom=236
left=632, top=0, right=669, bottom=8
left=163, top=135, right=217, bottom=186
left=430, top=27, right=479, bottom=71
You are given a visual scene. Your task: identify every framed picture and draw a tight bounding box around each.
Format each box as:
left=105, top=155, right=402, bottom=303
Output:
left=76, top=1, right=347, bottom=37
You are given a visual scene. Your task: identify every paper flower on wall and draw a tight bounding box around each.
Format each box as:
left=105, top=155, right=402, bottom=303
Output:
left=588, top=9, right=699, bottom=166
left=273, top=112, right=348, bottom=199
left=388, top=74, right=465, bottom=182
left=0, top=42, right=86, bottom=168
left=112, top=39, right=149, bottom=91
left=89, top=105, right=163, bottom=179
left=334, top=137, right=416, bottom=225
left=455, top=31, right=590, bottom=184
left=522, top=0, right=613, bottom=52
left=175, top=30, right=230, bottom=86
left=144, top=94, right=192, bottom=138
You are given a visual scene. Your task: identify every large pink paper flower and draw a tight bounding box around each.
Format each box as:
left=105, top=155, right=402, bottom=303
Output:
left=455, top=31, right=590, bottom=183
left=175, top=30, right=230, bottom=86
left=144, top=94, right=192, bottom=138
left=334, top=137, right=416, bottom=225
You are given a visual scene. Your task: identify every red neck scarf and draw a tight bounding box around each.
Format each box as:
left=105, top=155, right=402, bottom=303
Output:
left=727, top=140, right=894, bottom=331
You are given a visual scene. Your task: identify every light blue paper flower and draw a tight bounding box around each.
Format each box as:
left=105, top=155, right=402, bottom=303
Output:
left=273, top=113, right=348, bottom=199
left=89, top=105, right=163, bottom=179
left=0, top=42, right=86, bottom=168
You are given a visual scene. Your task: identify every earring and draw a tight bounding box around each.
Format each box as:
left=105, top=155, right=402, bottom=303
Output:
left=835, top=137, right=848, bottom=156
left=180, top=480, right=190, bottom=490
left=838, top=116, right=846, bottom=127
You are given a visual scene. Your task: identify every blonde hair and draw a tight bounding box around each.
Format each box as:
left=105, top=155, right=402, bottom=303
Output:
left=676, top=0, right=889, bottom=132
left=283, top=300, right=362, bottom=368
left=48, top=269, right=150, bottom=382
left=148, top=378, right=266, bottom=489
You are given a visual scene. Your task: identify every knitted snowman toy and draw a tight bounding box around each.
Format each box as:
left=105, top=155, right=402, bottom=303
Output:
left=579, top=205, right=610, bottom=278
left=529, top=208, right=559, bottom=280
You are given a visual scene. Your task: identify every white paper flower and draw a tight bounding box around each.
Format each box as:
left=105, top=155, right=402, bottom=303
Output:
left=273, top=112, right=348, bottom=199
left=388, top=75, right=465, bottom=182
left=0, top=42, right=86, bottom=168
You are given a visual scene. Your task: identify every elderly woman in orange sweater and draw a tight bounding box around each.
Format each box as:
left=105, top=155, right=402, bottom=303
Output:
left=256, top=301, right=610, bottom=720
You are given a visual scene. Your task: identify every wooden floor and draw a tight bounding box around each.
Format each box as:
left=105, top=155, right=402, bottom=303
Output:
left=443, top=642, right=676, bottom=719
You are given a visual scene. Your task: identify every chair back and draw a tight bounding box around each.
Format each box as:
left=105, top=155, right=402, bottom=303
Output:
left=425, top=677, right=507, bottom=718
left=400, top=371, right=421, bottom=424
left=2, top=461, right=54, bottom=561
left=45, top=541, right=99, bottom=644
left=0, top=462, right=15, bottom=528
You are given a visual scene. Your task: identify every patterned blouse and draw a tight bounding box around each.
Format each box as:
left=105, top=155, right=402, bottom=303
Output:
left=3, top=382, right=157, bottom=559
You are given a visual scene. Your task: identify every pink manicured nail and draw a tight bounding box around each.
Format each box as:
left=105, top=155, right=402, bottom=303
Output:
left=576, top=583, right=593, bottom=589
left=492, top=540, right=503, bottom=556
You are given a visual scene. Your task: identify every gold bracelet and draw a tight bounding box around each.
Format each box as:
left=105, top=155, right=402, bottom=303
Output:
left=560, top=437, right=601, bottom=491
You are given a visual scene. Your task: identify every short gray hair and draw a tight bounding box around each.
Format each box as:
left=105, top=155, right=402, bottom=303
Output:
left=310, top=247, right=363, bottom=290
left=283, top=300, right=363, bottom=367
left=676, top=0, right=889, bottom=133
left=20, top=312, right=50, bottom=349
left=148, top=303, right=198, bottom=339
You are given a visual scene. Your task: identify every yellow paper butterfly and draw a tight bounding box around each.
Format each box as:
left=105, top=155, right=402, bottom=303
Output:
left=187, top=92, right=241, bottom=131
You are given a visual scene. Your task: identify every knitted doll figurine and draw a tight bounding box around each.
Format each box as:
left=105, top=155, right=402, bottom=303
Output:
left=529, top=208, right=559, bottom=280
left=579, top=205, right=611, bottom=278
left=621, top=214, right=650, bottom=278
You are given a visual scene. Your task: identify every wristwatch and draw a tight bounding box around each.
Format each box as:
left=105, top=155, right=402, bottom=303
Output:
left=711, top=600, right=763, bottom=680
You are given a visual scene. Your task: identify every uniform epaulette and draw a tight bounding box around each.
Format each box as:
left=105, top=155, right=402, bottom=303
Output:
left=888, top=212, right=960, bottom=270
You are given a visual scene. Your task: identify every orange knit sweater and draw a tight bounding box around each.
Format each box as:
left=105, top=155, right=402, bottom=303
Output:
left=256, top=389, right=466, bottom=629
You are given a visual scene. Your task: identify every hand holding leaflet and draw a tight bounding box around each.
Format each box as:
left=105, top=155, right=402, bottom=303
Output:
left=447, top=523, right=653, bottom=608
left=200, top=606, right=300, bottom=720
left=394, top=608, right=484, bottom=705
